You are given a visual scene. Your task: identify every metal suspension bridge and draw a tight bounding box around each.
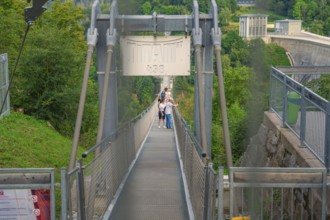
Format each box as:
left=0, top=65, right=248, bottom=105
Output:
left=64, top=0, right=232, bottom=219
left=0, top=0, right=329, bottom=219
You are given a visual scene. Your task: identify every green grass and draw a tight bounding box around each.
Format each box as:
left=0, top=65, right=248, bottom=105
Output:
left=0, top=112, right=84, bottom=173
left=0, top=112, right=90, bottom=216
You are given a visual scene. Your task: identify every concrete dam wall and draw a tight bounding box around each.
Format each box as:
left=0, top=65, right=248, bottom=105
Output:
left=268, top=32, right=330, bottom=66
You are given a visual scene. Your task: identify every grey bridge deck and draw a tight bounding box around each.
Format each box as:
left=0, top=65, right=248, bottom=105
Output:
left=108, top=116, right=189, bottom=220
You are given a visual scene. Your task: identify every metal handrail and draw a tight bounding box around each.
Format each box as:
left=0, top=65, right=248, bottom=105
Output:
left=270, top=66, right=330, bottom=170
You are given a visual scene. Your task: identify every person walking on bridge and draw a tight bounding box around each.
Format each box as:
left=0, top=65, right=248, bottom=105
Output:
left=160, top=87, right=167, bottom=101
left=165, top=98, right=178, bottom=129
left=158, top=98, right=166, bottom=128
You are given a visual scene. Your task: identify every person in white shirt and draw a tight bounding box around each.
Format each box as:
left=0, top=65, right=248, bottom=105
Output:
left=158, top=99, right=166, bottom=128
left=164, top=98, right=178, bottom=129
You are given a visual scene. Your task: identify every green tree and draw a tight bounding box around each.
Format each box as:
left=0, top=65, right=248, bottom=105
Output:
left=222, top=30, right=249, bottom=66
left=293, top=0, right=307, bottom=20
left=310, top=19, right=324, bottom=34
left=316, top=75, right=330, bottom=100
left=223, top=66, right=253, bottom=106
left=10, top=2, right=94, bottom=141
left=0, top=0, right=27, bottom=69
left=219, top=7, right=232, bottom=27
left=141, top=1, right=152, bottom=15
left=305, top=1, right=318, bottom=23
left=323, top=17, right=330, bottom=36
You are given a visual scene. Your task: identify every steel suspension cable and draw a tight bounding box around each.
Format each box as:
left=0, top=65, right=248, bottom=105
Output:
left=195, top=44, right=208, bottom=157
left=214, top=44, right=233, bottom=168
left=68, top=44, right=96, bottom=171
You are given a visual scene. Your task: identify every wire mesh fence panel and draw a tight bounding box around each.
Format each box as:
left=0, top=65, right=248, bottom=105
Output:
left=191, top=146, right=206, bottom=220
left=285, top=86, right=302, bottom=136
left=83, top=151, right=110, bottom=219
left=304, top=99, right=326, bottom=162
left=64, top=99, right=158, bottom=219
left=67, top=168, right=79, bottom=219
left=173, top=108, right=219, bottom=220
left=229, top=167, right=327, bottom=220
left=270, top=72, right=285, bottom=118
left=207, top=167, right=217, bottom=219
left=133, top=102, right=158, bottom=153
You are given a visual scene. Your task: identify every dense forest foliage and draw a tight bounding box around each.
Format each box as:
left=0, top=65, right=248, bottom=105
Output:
left=256, top=0, right=330, bottom=35
left=0, top=0, right=159, bottom=149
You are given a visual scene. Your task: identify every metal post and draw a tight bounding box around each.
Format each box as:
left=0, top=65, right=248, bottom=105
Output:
left=229, top=168, right=234, bottom=218
left=50, top=169, right=56, bottom=220
left=321, top=168, right=327, bottom=220
left=269, top=67, right=273, bottom=111
left=0, top=54, right=9, bottom=118
left=192, top=1, right=208, bottom=156
left=282, top=76, right=288, bottom=127
left=61, top=168, right=68, bottom=220
left=325, top=102, right=330, bottom=171
left=203, top=161, right=210, bottom=220
left=77, top=160, right=86, bottom=220
left=300, top=87, right=306, bottom=146
left=218, top=167, right=224, bottom=220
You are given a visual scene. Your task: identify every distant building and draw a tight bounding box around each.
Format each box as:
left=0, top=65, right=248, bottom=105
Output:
left=237, top=0, right=256, bottom=6
left=239, top=14, right=268, bottom=38
left=274, top=19, right=302, bottom=35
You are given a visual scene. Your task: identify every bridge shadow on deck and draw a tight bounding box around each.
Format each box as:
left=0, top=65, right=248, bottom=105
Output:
left=108, top=116, right=189, bottom=220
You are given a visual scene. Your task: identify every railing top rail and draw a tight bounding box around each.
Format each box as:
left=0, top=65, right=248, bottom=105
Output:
left=0, top=168, right=54, bottom=173
left=271, top=66, right=329, bottom=110
left=230, top=167, right=327, bottom=187
left=275, top=65, right=330, bottom=74
left=230, top=166, right=326, bottom=173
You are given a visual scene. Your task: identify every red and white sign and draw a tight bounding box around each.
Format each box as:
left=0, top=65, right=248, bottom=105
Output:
left=0, top=189, right=50, bottom=220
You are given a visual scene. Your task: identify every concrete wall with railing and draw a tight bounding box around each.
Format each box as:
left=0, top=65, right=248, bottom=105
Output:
left=238, top=111, right=329, bottom=219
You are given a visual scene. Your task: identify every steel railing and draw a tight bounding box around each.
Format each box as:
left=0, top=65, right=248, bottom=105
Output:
left=173, top=107, right=217, bottom=220
left=227, top=167, right=327, bottom=220
left=61, top=99, right=158, bottom=219
left=270, top=67, right=330, bottom=169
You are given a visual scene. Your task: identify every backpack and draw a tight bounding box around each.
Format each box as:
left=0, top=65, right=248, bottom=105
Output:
left=161, top=91, right=166, bottom=100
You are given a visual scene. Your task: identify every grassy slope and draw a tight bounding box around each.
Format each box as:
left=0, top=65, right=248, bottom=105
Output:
left=0, top=112, right=81, bottom=172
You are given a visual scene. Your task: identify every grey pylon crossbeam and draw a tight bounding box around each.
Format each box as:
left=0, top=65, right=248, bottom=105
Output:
left=96, top=14, right=213, bottom=33
left=102, top=0, right=215, bottom=33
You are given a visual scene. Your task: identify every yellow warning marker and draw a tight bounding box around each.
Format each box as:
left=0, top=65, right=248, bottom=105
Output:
left=231, top=217, right=251, bottom=220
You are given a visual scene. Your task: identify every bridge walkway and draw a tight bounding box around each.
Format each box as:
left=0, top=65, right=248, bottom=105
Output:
left=108, top=116, right=189, bottom=220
